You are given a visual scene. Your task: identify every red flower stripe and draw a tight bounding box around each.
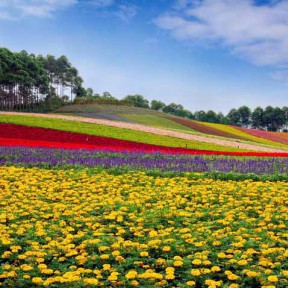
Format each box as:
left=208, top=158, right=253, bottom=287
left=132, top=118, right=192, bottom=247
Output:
left=233, top=126, right=288, bottom=145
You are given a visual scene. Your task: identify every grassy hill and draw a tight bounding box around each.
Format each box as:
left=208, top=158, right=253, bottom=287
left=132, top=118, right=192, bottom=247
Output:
left=52, top=103, right=288, bottom=151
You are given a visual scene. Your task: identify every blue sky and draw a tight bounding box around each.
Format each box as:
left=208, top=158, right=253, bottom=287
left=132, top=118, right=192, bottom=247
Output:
left=0, top=0, right=288, bottom=113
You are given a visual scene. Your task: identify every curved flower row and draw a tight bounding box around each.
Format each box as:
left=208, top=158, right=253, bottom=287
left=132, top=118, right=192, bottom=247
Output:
left=1, top=146, right=288, bottom=175
left=1, top=123, right=288, bottom=157
left=234, top=126, right=288, bottom=145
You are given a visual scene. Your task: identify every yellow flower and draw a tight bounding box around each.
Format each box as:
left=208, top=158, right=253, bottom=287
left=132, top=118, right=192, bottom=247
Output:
left=165, top=274, right=175, bottom=280
left=126, top=270, right=138, bottom=280
left=227, top=273, right=240, bottom=281
left=83, top=278, right=99, bottom=285
left=268, top=275, right=278, bottom=283
left=186, top=280, right=196, bottom=286
left=237, top=259, right=248, bottom=266
left=103, top=264, right=111, bottom=271
left=174, top=260, right=183, bottom=267
left=192, top=259, right=202, bottom=265
left=140, top=251, right=149, bottom=257
left=191, top=269, right=201, bottom=276
left=32, top=277, right=43, bottom=284
left=211, top=266, right=221, bottom=272
left=162, top=246, right=171, bottom=252
left=100, top=254, right=109, bottom=260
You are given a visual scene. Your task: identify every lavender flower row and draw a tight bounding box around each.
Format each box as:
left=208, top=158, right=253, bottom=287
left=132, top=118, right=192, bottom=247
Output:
left=0, top=146, right=287, bottom=175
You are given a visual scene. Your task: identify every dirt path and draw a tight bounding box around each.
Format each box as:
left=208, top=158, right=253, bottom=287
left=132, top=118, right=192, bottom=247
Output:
left=1, top=111, right=286, bottom=153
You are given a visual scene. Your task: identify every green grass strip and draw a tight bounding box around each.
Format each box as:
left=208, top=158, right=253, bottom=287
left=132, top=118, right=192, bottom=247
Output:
left=120, top=114, right=196, bottom=133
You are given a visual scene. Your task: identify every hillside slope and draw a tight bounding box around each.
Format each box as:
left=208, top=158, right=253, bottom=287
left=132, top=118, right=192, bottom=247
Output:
left=1, top=112, right=287, bottom=153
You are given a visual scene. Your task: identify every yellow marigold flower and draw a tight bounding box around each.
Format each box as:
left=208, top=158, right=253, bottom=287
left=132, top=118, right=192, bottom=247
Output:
left=125, top=270, right=138, bottom=280
left=156, top=258, right=166, bottom=265
left=211, top=266, right=221, bottom=272
left=100, top=254, right=109, bottom=260
left=217, top=252, right=226, bottom=259
left=103, top=264, right=111, bottom=271
left=228, top=284, right=240, bottom=288
left=140, top=251, right=149, bottom=257
left=23, top=275, right=31, bottom=279
left=131, top=280, right=139, bottom=286
left=162, top=246, right=171, bottom=252
left=213, top=241, right=221, bottom=246
left=20, top=264, right=33, bottom=271
left=112, top=250, right=120, bottom=256
left=268, top=275, right=278, bottom=283
left=115, top=255, right=125, bottom=262
left=245, top=270, right=259, bottom=277
left=173, top=255, right=182, bottom=261
left=165, top=274, right=175, bottom=280
left=165, top=267, right=175, bottom=274
left=186, top=280, right=196, bottom=286
left=237, top=259, right=248, bottom=266
left=83, top=278, right=99, bottom=285
left=205, top=279, right=222, bottom=287
left=2, top=251, right=12, bottom=259
left=41, top=268, right=54, bottom=275
left=32, top=277, right=43, bottom=284
left=192, top=259, right=202, bottom=265
left=203, top=260, right=212, bottom=265
left=108, top=274, right=118, bottom=281
left=191, top=269, right=201, bottom=276
left=98, top=246, right=109, bottom=252
left=174, top=260, right=183, bottom=267
left=227, top=273, right=240, bottom=281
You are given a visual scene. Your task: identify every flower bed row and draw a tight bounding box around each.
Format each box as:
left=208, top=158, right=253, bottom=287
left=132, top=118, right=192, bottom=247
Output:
left=234, top=126, right=288, bottom=145
left=1, top=146, right=288, bottom=175
left=1, top=123, right=288, bottom=157
left=168, top=117, right=247, bottom=141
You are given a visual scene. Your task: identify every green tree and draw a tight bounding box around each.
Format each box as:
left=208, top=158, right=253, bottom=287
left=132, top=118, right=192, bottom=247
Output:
left=123, top=94, right=149, bottom=108
left=238, top=106, right=251, bottom=127
left=227, top=108, right=241, bottom=126
left=150, top=100, right=165, bottom=111
left=205, top=110, right=220, bottom=123
left=194, top=110, right=207, bottom=122
left=251, top=107, right=264, bottom=129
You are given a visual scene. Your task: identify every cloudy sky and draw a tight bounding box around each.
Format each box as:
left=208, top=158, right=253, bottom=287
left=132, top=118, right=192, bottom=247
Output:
left=1, top=0, right=288, bottom=113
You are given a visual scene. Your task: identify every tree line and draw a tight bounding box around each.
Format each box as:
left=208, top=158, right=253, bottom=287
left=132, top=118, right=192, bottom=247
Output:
left=1, top=47, right=287, bottom=131
left=0, top=47, right=85, bottom=111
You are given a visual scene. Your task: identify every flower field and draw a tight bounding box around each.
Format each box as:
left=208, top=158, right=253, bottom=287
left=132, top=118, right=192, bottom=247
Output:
left=1, top=166, right=288, bottom=288
left=1, top=115, right=288, bottom=288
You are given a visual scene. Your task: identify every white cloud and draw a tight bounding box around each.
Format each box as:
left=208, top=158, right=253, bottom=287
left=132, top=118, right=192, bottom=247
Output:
left=114, top=4, right=137, bottom=22
left=0, top=0, right=77, bottom=19
left=155, top=0, right=288, bottom=67
left=88, top=0, right=114, bottom=8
